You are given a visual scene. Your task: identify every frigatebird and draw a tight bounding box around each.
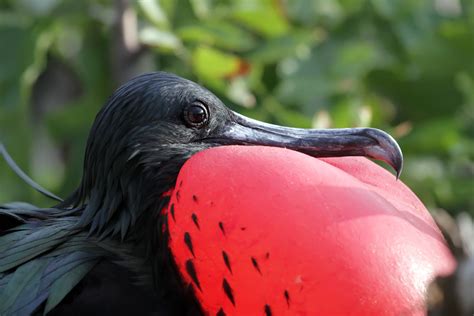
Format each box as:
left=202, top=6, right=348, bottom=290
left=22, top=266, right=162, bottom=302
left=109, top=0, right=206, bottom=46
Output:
left=0, top=72, right=403, bottom=315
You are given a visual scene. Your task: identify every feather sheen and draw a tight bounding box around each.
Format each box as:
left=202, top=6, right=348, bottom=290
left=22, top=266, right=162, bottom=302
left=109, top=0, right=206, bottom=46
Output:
left=0, top=203, right=142, bottom=315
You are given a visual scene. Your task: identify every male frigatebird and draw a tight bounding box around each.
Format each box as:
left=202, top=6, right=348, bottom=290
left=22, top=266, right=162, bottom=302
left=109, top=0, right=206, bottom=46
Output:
left=0, top=71, right=408, bottom=315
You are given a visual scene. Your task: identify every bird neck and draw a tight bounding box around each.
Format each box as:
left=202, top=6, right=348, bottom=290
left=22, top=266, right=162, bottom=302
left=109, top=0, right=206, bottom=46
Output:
left=56, top=150, right=203, bottom=313
left=59, top=153, right=187, bottom=241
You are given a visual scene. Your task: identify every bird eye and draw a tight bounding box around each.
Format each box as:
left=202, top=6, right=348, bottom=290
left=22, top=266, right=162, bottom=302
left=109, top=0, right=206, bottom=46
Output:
left=183, top=102, right=209, bottom=128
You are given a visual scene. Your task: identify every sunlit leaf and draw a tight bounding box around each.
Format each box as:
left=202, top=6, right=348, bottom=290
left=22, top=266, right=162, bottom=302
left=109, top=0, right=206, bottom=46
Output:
left=139, top=27, right=182, bottom=51
left=192, top=46, right=241, bottom=79
left=137, top=0, right=169, bottom=28
left=230, top=0, right=289, bottom=37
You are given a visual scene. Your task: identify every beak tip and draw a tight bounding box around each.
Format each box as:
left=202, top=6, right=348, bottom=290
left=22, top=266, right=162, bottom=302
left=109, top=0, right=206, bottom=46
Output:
left=389, top=144, right=403, bottom=180
left=364, top=128, right=403, bottom=179
left=395, top=163, right=402, bottom=180
left=388, top=143, right=403, bottom=180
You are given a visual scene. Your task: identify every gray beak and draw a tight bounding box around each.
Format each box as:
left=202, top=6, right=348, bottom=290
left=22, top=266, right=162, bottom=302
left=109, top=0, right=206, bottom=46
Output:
left=206, top=111, right=403, bottom=178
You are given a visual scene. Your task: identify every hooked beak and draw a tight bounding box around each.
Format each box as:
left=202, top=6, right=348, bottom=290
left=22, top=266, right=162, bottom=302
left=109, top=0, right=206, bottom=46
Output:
left=206, top=112, right=403, bottom=178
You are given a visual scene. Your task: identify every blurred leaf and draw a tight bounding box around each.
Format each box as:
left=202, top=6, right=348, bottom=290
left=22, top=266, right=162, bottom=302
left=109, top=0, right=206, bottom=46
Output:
left=287, top=0, right=345, bottom=26
left=230, top=0, right=289, bottom=37
left=14, top=0, right=60, bottom=16
left=330, top=41, right=382, bottom=78
left=456, top=72, right=474, bottom=108
left=371, top=0, right=429, bottom=20
left=276, top=73, right=331, bottom=114
left=328, top=97, right=373, bottom=127
left=367, top=69, right=465, bottom=121
left=189, top=0, right=211, bottom=19
left=400, top=118, right=461, bottom=154
left=46, top=102, right=95, bottom=143
left=263, top=97, right=312, bottom=128
left=137, top=0, right=169, bottom=28
left=0, top=26, right=36, bottom=84
left=178, top=21, right=256, bottom=51
left=226, top=77, right=255, bottom=108
left=247, top=30, right=318, bottom=63
left=192, top=46, right=241, bottom=79
left=140, top=27, right=182, bottom=52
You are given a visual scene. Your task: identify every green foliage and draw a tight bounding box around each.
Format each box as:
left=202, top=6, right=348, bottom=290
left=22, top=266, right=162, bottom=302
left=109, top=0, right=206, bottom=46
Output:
left=0, top=0, right=472, bottom=215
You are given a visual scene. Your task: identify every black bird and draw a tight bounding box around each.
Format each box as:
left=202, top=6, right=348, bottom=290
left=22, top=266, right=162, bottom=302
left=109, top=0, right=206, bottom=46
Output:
left=0, top=72, right=402, bottom=315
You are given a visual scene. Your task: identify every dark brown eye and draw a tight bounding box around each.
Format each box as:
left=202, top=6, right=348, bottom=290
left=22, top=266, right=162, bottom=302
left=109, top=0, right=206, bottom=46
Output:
left=184, top=102, right=209, bottom=127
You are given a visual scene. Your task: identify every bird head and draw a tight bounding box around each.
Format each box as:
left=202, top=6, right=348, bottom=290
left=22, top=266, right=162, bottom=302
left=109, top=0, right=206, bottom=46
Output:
left=68, top=72, right=402, bottom=238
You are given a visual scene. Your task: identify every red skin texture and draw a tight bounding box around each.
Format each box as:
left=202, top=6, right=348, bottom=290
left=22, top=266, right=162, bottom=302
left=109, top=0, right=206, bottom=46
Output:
left=166, top=146, right=455, bottom=316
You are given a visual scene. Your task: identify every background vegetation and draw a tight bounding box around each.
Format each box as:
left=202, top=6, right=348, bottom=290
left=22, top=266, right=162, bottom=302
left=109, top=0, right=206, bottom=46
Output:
left=0, top=0, right=472, bottom=216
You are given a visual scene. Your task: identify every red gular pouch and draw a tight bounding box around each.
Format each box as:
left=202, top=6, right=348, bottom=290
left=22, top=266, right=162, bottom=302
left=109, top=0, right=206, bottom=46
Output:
left=165, top=146, right=455, bottom=316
